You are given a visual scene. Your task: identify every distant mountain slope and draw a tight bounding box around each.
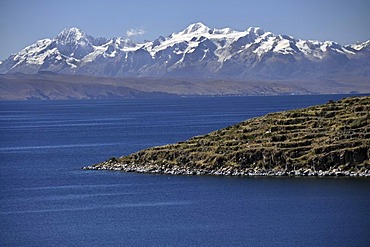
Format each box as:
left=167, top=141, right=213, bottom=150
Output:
left=0, top=73, right=176, bottom=100
left=1, top=73, right=369, bottom=100
left=1, top=23, right=369, bottom=81
left=84, top=96, right=370, bottom=177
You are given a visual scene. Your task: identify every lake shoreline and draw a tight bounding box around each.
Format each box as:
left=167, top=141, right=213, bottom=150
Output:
left=83, top=158, right=370, bottom=177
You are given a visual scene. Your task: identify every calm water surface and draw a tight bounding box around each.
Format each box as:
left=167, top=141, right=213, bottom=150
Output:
left=1, top=95, right=369, bottom=246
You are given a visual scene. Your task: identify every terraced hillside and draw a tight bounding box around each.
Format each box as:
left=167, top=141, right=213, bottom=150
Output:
left=84, top=96, right=370, bottom=177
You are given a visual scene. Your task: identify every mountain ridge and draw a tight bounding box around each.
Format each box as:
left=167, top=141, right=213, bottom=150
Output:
left=1, top=23, right=369, bottom=81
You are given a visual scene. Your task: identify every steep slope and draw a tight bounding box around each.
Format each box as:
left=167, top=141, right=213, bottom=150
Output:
left=1, top=23, right=369, bottom=81
left=84, top=96, right=370, bottom=177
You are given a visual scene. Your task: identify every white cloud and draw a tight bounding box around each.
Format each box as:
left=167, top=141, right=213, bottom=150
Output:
left=126, top=28, right=146, bottom=37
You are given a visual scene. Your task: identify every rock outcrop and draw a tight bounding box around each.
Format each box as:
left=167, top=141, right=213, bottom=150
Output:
left=83, top=96, right=370, bottom=177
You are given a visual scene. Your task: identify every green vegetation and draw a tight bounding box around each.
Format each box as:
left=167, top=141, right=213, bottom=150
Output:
left=84, top=96, right=370, bottom=176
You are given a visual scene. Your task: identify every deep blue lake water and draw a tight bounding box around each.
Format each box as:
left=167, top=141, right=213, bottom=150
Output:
left=1, top=95, right=369, bottom=246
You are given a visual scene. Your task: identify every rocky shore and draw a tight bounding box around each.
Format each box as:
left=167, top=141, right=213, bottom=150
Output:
left=83, top=157, right=370, bottom=177
left=83, top=96, right=370, bottom=177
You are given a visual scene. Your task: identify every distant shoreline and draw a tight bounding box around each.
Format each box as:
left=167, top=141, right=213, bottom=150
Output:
left=1, top=73, right=370, bottom=100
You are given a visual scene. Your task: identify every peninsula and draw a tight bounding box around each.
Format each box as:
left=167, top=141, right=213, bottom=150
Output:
left=83, top=96, right=370, bottom=177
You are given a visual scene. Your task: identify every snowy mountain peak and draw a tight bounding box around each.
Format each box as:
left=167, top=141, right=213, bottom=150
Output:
left=213, top=27, right=236, bottom=35
left=56, top=27, right=89, bottom=43
left=56, top=27, right=95, bottom=59
left=111, top=37, right=136, bottom=48
left=349, top=40, right=370, bottom=51
left=181, top=22, right=211, bottom=35
left=246, top=27, right=265, bottom=36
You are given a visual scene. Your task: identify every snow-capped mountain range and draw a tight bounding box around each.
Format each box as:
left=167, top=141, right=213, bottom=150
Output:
left=1, top=22, right=369, bottom=80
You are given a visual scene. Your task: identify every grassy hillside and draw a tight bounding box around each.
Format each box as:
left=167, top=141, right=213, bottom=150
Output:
left=84, top=96, right=370, bottom=177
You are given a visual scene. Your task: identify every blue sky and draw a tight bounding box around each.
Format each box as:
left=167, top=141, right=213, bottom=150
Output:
left=0, top=0, right=369, bottom=60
